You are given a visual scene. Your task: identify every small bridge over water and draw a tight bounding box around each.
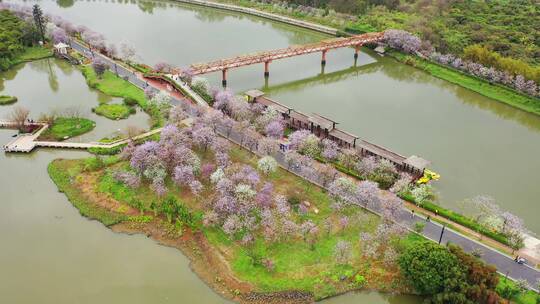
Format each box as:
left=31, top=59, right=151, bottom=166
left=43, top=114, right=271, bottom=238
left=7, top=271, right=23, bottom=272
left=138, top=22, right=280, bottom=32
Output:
left=186, top=32, right=384, bottom=85
left=1, top=120, right=162, bottom=153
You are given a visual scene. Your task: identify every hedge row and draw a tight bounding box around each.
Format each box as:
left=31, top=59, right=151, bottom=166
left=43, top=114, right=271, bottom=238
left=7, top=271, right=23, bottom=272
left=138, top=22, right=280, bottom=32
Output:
left=399, top=193, right=511, bottom=246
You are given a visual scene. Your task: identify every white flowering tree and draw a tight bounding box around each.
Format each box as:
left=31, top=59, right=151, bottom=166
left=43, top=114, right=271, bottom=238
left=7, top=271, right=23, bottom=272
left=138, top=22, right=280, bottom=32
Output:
left=257, top=156, right=278, bottom=175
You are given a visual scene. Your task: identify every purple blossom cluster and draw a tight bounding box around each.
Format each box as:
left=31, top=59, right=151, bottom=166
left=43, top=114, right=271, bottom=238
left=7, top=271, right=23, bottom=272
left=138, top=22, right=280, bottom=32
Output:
left=430, top=52, right=539, bottom=96
left=382, top=28, right=538, bottom=97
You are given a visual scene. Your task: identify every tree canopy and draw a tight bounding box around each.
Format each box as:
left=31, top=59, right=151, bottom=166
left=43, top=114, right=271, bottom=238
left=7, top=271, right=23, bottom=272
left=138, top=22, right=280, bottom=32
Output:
left=0, top=10, right=39, bottom=70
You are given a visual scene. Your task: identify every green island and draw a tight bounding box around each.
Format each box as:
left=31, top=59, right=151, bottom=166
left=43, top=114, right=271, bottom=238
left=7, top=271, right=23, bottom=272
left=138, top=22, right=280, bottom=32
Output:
left=81, top=66, right=163, bottom=126
left=0, top=95, right=17, bottom=105
left=93, top=103, right=135, bottom=120
left=39, top=117, right=95, bottom=141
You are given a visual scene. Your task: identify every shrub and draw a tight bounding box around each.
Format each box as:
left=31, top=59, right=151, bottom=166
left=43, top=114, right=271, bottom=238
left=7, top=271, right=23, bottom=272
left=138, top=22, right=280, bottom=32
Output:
left=83, top=156, right=104, bottom=171
left=287, top=195, right=301, bottom=209
left=123, top=97, right=138, bottom=106
left=400, top=192, right=510, bottom=246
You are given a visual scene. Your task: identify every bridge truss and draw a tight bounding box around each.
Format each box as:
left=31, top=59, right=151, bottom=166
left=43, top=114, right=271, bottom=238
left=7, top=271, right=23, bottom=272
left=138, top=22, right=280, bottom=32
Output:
left=188, top=32, right=384, bottom=75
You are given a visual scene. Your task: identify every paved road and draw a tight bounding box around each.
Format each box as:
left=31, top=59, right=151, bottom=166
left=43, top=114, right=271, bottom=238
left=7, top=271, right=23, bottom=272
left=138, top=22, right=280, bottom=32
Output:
left=70, top=40, right=540, bottom=290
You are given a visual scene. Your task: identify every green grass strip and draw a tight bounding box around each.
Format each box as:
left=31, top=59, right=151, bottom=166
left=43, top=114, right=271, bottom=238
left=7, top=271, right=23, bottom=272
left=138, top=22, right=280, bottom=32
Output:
left=48, top=159, right=126, bottom=226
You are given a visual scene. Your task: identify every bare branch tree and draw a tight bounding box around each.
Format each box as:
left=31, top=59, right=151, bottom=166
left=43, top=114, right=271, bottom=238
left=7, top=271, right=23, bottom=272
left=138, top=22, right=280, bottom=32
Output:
left=62, top=106, right=84, bottom=119
left=125, top=125, right=144, bottom=140
left=9, top=106, right=30, bottom=132
left=38, top=109, right=58, bottom=126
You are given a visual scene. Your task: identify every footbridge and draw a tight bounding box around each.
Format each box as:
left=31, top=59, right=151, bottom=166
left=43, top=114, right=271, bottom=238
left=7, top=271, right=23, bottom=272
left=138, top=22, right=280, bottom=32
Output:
left=186, top=32, right=384, bottom=85
left=2, top=124, right=162, bottom=153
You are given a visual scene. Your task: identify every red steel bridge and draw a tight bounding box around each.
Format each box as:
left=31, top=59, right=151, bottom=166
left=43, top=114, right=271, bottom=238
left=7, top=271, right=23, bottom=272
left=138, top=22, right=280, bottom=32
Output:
left=184, top=32, right=384, bottom=85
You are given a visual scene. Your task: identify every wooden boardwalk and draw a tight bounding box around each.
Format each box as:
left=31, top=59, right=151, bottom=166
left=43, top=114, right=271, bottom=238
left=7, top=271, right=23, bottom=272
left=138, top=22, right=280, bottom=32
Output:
left=2, top=123, right=49, bottom=153
left=2, top=121, right=162, bottom=153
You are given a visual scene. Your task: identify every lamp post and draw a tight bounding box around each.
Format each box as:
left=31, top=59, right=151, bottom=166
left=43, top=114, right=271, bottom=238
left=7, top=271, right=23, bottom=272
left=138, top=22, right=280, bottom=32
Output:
left=438, top=224, right=446, bottom=245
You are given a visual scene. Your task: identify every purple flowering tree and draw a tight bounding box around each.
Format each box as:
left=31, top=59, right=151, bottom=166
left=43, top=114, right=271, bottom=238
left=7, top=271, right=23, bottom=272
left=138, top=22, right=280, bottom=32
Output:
left=383, top=30, right=422, bottom=54
left=321, top=138, right=339, bottom=160
left=265, top=120, right=285, bottom=139
left=192, top=125, right=216, bottom=151
left=154, top=62, right=172, bottom=73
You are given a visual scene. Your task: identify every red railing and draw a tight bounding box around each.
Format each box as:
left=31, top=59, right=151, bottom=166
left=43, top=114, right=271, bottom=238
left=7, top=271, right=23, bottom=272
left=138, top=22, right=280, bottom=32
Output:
left=188, top=32, right=384, bottom=75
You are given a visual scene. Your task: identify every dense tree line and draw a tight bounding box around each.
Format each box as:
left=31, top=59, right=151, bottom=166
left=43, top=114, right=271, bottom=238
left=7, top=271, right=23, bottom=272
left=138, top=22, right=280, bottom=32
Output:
left=0, top=9, right=40, bottom=70
left=261, top=0, right=539, bottom=79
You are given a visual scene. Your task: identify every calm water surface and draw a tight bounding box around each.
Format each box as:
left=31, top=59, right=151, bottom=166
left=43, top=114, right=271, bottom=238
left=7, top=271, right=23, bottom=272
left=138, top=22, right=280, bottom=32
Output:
left=0, top=58, right=151, bottom=141
left=2, top=0, right=539, bottom=302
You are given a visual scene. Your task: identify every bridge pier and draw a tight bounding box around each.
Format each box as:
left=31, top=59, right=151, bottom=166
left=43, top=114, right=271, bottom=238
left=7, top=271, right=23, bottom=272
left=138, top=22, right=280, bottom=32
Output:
left=321, top=49, right=328, bottom=65
left=222, top=69, right=227, bottom=87
left=264, top=61, right=270, bottom=77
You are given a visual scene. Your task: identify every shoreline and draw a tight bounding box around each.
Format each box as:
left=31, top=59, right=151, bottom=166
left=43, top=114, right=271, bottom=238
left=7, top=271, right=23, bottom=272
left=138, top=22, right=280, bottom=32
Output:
left=1, top=46, right=54, bottom=71
left=47, top=154, right=412, bottom=304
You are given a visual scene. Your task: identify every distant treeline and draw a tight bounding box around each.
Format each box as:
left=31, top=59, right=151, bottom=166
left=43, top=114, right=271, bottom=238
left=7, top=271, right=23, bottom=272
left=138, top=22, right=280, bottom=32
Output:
left=273, top=0, right=540, bottom=77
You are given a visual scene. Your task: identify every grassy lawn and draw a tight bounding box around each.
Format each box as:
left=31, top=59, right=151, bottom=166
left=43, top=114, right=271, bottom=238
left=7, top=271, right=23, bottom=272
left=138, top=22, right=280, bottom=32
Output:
left=48, top=159, right=126, bottom=226
left=0, top=95, right=17, bottom=105
left=93, top=103, right=134, bottom=120
left=80, top=65, right=164, bottom=127
left=39, top=117, right=95, bottom=141
left=497, top=277, right=539, bottom=304
left=11, top=46, right=53, bottom=66
left=81, top=66, right=147, bottom=108
left=389, top=51, right=540, bottom=116
left=48, top=144, right=408, bottom=300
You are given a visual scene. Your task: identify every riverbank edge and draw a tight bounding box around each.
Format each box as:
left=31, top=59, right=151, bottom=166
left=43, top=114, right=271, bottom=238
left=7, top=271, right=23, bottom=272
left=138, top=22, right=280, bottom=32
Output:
left=3, top=46, right=54, bottom=71
left=46, top=159, right=252, bottom=303
left=48, top=158, right=414, bottom=304
left=172, top=0, right=337, bottom=35
left=387, top=51, right=540, bottom=116
left=38, top=117, right=96, bottom=141
left=173, top=0, right=540, bottom=115
left=78, top=65, right=164, bottom=128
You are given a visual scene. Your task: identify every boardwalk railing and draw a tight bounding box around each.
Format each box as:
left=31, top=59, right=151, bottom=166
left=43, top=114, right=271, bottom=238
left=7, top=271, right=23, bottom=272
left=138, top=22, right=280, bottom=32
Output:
left=189, top=32, right=384, bottom=75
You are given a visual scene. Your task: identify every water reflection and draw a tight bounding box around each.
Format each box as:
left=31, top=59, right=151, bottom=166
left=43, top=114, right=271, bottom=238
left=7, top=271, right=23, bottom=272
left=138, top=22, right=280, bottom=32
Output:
left=0, top=58, right=150, bottom=141
left=321, top=291, right=421, bottom=304
left=56, top=0, right=74, bottom=8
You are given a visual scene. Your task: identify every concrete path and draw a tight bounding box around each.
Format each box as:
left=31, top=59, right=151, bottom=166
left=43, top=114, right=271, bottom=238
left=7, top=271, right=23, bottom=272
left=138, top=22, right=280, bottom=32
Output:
left=3, top=123, right=48, bottom=153
left=166, top=74, right=209, bottom=107
left=3, top=124, right=162, bottom=153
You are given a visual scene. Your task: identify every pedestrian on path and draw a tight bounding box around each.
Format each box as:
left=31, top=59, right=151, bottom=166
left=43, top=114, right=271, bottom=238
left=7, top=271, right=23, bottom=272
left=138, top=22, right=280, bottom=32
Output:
left=426, top=215, right=430, bottom=222
left=411, top=210, right=415, bottom=218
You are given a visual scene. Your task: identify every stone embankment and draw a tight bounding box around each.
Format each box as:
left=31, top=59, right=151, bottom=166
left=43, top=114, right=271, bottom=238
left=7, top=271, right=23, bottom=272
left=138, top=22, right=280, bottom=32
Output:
left=175, top=0, right=338, bottom=35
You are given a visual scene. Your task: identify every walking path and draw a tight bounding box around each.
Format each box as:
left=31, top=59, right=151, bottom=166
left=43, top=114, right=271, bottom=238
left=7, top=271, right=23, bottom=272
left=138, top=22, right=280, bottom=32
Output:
left=2, top=123, right=162, bottom=153
left=2, top=123, right=48, bottom=153
left=166, top=74, right=209, bottom=107
left=53, top=39, right=540, bottom=290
